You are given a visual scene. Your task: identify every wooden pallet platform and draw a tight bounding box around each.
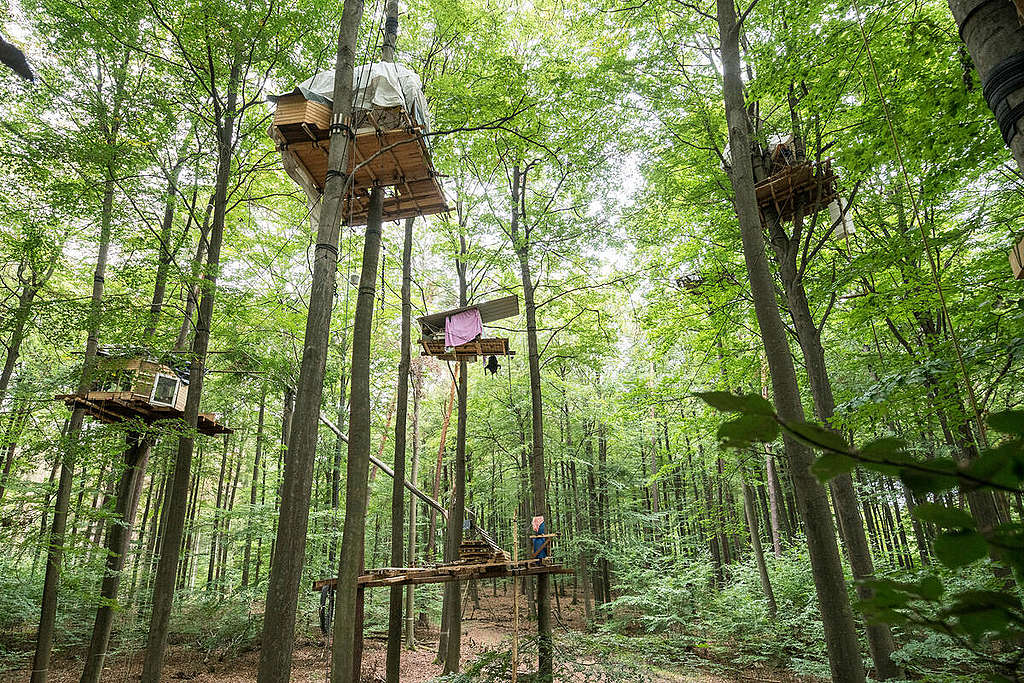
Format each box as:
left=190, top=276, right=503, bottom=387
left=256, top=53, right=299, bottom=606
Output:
left=270, top=94, right=449, bottom=225
left=57, top=392, right=232, bottom=436
left=419, top=337, right=514, bottom=361
left=754, top=160, right=836, bottom=223
left=312, top=558, right=571, bottom=591
left=460, top=539, right=510, bottom=563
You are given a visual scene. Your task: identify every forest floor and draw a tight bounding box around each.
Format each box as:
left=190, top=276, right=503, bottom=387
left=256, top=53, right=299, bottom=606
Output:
left=2, top=593, right=812, bottom=682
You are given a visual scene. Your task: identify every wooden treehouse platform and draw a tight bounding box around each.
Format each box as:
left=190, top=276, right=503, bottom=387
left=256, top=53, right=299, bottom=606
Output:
left=417, top=295, right=520, bottom=361
left=57, top=392, right=232, bottom=436
left=419, top=337, right=514, bottom=361
left=754, top=160, right=836, bottom=223
left=270, top=94, right=448, bottom=225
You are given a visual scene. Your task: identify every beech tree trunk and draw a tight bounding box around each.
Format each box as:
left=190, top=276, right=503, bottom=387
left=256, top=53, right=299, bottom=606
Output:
left=386, top=215, right=414, bottom=682
left=80, top=434, right=152, bottom=683
left=242, top=386, right=267, bottom=588
left=764, top=208, right=899, bottom=677
left=715, top=2, right=865, bottom=680
left=32, top=158, right=118, bottom=683
left=141, top=56, right=240, bottom=683
left=511, top=165, right=553, bottom=681
left=742, top=477, right=776, bottom=616
left=405, top=366, right=421, bottom=649
left=331, top=189, right=383, bottom=683
left=259, top=0, right=367, bottom=676
left=949, top=0, right=1024, bottom=175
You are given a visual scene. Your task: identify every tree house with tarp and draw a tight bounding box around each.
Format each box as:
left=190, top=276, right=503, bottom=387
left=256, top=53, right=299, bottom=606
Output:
left=269, top=62, right=449, bottom=225
left=56, top=350, right=231, bottom=436
left=417, top=294, right=519, bottom=361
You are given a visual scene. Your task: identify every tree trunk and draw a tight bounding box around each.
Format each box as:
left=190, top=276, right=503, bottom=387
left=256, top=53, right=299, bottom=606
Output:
left=715, top=2, right=865, bottom=679
left=442, top=230, right=470, bottom=673
left=173, top=198, right=213, bottom=353
left=331, top=188, right=383, bottom=683
left=949, top=0, right=1024, bottom=174
left=765, top=452, right=784, bottom=556
left=80, top=434, right=152, bottom=683
left=260, top=1, right=366, bottom=675
left=32, top=166, right=117, bottom=683
left=242, top=386, right=267, bottom=588
left=143, top=155, right=188, bottom=340
left=141, top=58, right=240, bottom=683
left=769, top=231, right=899, bottom=677
left=511, top=166, right=552, bottom=681
left=386, top=214, right=413, bottom=682
left=742, top=477, right=776, bottom=616
left=208, top=434, right=230, bottom=588
left=427, top=370, right=457, bottom=560
left=0, top=282, right=45, bottom=405
left=405, top=365, right=421, bottom=649
left=442, top=360, right=468, bottom=673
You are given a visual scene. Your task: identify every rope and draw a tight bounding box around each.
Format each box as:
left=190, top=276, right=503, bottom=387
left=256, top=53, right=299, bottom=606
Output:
left=851, top=0, right=988, bottom=448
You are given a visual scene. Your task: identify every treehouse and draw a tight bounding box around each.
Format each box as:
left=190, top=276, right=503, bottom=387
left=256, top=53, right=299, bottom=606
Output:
left=269, top=62, right=449, bottom=225
left=417, top=295, right=519, bottom=361
left=754, top=138, right=838, bottom=224
left=56, top=351, right=231, bottom=435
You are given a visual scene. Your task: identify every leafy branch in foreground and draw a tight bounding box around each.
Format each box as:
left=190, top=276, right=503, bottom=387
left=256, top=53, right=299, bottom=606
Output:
left=696, top=390, right=1024, bottom=681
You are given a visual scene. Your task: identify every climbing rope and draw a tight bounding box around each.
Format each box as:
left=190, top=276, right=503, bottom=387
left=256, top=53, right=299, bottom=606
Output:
left=851, top=0, right=989, bottom=448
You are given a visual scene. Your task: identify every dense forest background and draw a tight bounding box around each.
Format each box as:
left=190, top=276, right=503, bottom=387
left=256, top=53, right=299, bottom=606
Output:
left=1, top=0, right=1023, bottom=680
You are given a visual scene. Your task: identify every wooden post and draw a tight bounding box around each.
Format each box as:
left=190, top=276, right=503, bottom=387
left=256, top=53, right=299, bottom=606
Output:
left=511, top=512, right=518, bottom=683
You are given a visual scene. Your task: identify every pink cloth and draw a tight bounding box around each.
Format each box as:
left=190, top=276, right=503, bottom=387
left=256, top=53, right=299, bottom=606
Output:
left=445, top=308, right=483, bottom=347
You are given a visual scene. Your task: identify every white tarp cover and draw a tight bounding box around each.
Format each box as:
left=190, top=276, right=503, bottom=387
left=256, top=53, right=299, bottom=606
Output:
left=828, top=197, right=855, bottom=238
left=277, top=61, right=430, bottom=132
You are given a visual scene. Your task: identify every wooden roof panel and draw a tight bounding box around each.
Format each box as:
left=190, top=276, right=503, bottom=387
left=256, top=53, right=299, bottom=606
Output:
left=417, top=295, right=520, bottom=335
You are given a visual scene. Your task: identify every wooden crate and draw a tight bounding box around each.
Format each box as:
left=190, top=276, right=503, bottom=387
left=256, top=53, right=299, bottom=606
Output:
left=272, top=94, right=332, bottom=142
left=1010, top=237, right=1024, bottom=280
left=270, top=96, right=448, bottom=225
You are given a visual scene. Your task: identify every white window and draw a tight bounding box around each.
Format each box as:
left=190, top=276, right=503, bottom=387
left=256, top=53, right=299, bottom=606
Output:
left=151, top=374, right=179, bottom=406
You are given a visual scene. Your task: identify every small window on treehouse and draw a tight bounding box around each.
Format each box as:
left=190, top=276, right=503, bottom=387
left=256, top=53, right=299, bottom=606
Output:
left=151, top=374, right=179, bottom=407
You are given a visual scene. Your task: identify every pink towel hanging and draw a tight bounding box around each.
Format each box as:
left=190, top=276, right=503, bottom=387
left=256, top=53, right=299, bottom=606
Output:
left=445, top=308, right=483, bottom=347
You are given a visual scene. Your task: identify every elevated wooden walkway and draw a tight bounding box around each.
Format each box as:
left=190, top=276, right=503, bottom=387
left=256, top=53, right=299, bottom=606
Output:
left=313, top=558, right=572, bottom=591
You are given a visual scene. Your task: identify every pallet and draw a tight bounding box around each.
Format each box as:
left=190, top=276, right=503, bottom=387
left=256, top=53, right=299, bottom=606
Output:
left=419, top=337, right=514, bottom=361
left=270, top=94, right=448, bottom=225
left=459, top=539, right=510, bottom=564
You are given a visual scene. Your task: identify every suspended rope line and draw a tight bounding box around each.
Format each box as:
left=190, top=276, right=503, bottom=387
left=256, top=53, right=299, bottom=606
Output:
left=851, top=0, right=989, bottom=448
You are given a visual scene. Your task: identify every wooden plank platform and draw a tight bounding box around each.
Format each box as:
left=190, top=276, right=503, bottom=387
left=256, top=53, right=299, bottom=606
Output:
left=419, top=337, right=514, bottom=361
left=754, top=160, right=836, bottom=223
left=270, top=94, right=449, bottom=225
left=312, top=558, right=572, bottom=591
left=57, top=393, right=232, bottom=436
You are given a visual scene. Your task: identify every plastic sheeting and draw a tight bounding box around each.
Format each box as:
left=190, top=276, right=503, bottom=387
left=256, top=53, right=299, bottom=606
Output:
left=828, top=197, right=855, bottom=238
left=274, top=61, right=430, bottom=132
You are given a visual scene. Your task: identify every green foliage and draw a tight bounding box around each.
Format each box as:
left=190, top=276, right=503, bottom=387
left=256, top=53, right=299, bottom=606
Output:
left=439, top=633, right=651, bottom=683
left=700, top=391, right=1024, bottom=678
